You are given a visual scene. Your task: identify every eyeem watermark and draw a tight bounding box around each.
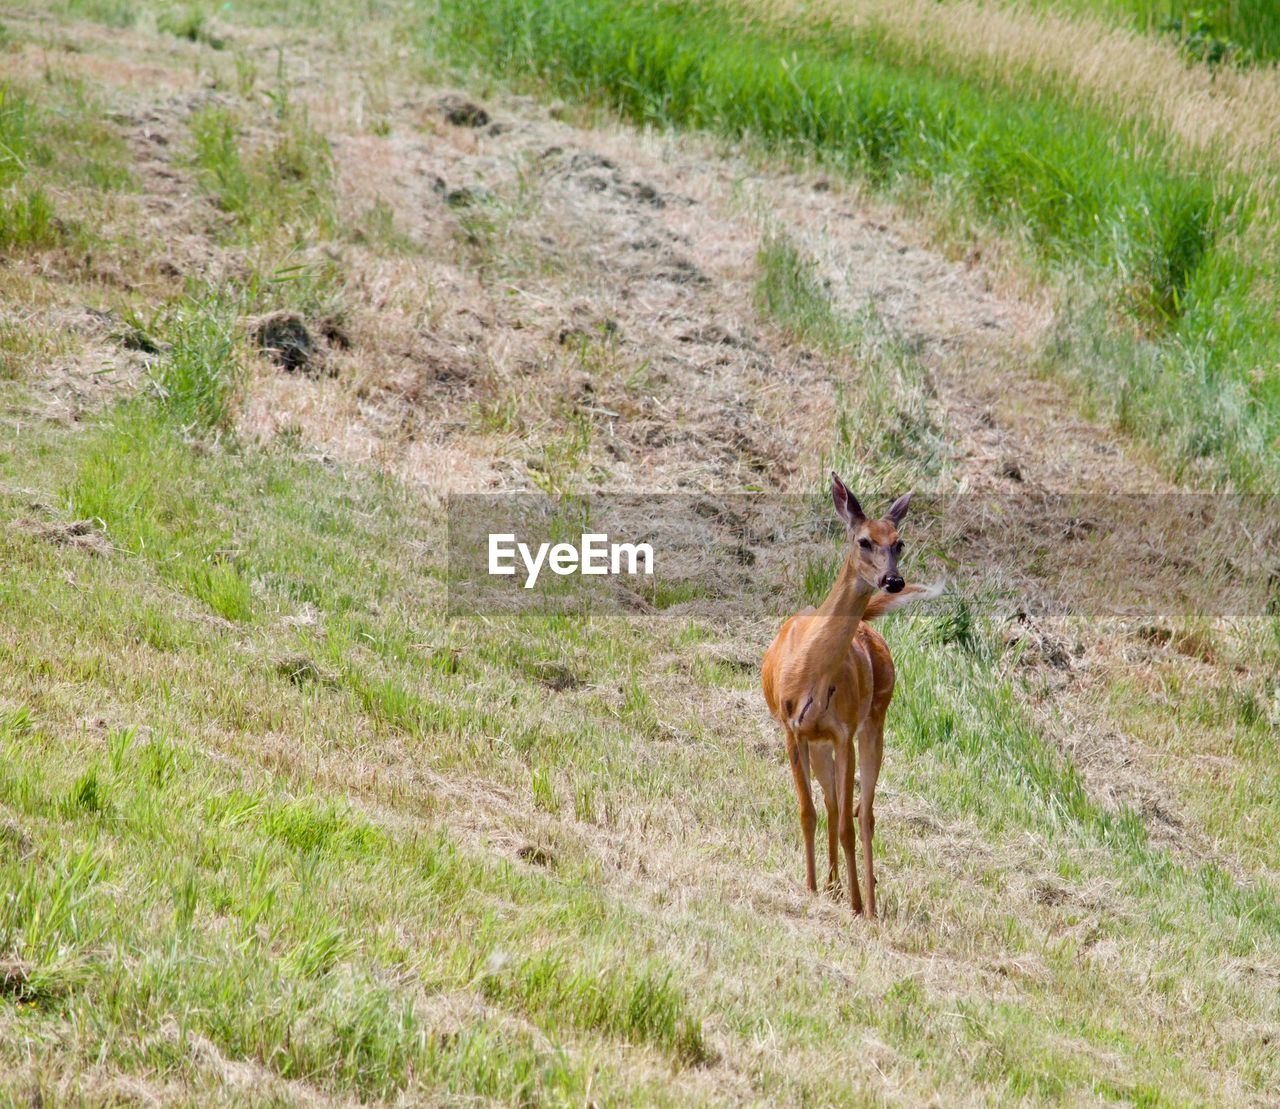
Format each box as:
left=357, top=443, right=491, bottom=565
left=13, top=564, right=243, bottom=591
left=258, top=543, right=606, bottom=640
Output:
left=449, top=493, right=1279, bottom=618
left=488, top=532, right=654, bottom=588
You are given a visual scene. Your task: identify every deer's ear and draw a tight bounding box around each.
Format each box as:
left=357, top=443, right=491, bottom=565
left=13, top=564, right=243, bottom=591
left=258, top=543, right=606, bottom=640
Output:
left=831, top=471, right=865, bottom=526
left=886, top=491, right=914, bottom=526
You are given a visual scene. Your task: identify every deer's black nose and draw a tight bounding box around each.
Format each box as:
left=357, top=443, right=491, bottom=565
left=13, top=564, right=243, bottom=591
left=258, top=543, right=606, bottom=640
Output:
left=882, top=575, right=904, bottom=593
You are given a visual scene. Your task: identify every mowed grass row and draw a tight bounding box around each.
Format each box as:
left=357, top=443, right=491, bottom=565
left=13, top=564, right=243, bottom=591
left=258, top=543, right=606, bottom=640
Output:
left=432, top=0, right=1280, bottom=490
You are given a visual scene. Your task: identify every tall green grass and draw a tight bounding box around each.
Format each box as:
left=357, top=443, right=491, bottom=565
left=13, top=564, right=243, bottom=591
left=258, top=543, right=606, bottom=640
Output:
left=0, top=189, right=60, bottom=250
left=0, top=85, right=61, bottom=250
left=0, top=86, right=40, bottom=185
left=142, top=292, right=243, bottom=430
left=432, top=0, right=1280, bottom=488
left=439, top=0, right=1222, bottom=314
left=1056, top=0, right=1280, bottom=62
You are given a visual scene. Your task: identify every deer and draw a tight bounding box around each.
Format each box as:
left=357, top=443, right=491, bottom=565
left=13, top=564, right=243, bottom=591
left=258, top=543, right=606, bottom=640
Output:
left=761, top=473, right=941, bottom=917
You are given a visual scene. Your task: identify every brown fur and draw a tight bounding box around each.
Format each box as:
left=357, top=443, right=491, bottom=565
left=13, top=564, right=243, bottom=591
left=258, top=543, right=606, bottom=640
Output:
left=761, top=480, right=940, bottom=916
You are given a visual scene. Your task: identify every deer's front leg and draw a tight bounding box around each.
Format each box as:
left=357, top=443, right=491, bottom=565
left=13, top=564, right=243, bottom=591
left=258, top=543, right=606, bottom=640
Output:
left=786, top=732, right=818, bottom=893
left=857, top=720, right=884, bottom=919
left=808, top=743, right=839, bottom=894
left=834, top=736, right=862, bottom=915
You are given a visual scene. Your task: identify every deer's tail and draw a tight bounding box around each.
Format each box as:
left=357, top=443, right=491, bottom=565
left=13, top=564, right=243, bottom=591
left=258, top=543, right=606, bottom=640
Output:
left=862, top=581, right=945, bottom=622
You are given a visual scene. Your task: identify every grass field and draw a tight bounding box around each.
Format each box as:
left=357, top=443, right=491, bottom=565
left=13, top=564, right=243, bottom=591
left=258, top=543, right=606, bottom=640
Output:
left=2, top=0, right=1280, bottom=1103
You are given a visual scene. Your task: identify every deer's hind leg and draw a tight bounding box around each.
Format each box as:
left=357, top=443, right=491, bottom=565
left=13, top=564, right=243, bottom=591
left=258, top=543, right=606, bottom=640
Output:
left=835, top=732, right=863, bottom=915
left=856, top=711, right=886, bottom=919
left=810, top=744, right=839, bottom=894
left=785, top=731, right=818, bottom=893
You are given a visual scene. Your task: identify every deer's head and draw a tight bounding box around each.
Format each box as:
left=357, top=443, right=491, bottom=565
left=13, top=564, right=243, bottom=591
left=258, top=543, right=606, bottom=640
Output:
left=830, top=472, right=912, bottom=594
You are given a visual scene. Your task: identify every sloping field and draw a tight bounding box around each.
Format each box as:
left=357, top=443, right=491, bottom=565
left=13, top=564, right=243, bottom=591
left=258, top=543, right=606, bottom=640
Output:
left=1, top=1, right=1278, bottom=1103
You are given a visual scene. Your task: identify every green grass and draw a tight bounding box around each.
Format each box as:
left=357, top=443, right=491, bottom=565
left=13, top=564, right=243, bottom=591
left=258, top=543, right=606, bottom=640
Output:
left=158, top=5, right=226, bottom=49
left=1056, top=0, right=1280, bottom=63
left=189, top=103, right=335, bottom=244
left=432, top=0, right=1280, bottom=490
left=0, top=404, right=704, bottom=1101
left=0, top=84, right=65, bottom=251
left=0, top=386, right=1273, bottom=1101
left=0, top=189, right=61, bottom=250
left=0, top=78, right=131, bottom=251
left=62, top=0, right=138, bottom=27
left=67, top=410, right=255, bottom=620
left=1105, top=650, right=1280, bottom=874
left=438, top=0, right=1223, bottom=317
left=185, top=100, right=347, bottom=321
left=140, top=291, right=244, bottom=429
left=0, top=86, right=40, bottom=187
left=0, top=79, right=131, bottom=190
left=0, top=705, right=632, bottom=1101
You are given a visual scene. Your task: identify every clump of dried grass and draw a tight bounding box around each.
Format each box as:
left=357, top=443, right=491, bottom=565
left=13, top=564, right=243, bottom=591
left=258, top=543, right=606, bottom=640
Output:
left=11, top=516, right=113, bottom=556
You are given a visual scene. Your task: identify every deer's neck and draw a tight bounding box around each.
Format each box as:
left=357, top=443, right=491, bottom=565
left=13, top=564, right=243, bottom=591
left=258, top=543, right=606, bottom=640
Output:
left=808, top=553, right=874, bottom=663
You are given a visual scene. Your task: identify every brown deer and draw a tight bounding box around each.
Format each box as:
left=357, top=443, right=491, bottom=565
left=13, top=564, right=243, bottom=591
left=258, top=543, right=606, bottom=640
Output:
left=761, top=473, right=941, bottom=916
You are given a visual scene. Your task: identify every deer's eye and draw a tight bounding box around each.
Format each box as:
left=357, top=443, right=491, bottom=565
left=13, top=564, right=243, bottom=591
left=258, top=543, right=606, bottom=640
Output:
left=893, top=541, right=904, bottom=555
left=858, top=538, right=873, bottom=550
